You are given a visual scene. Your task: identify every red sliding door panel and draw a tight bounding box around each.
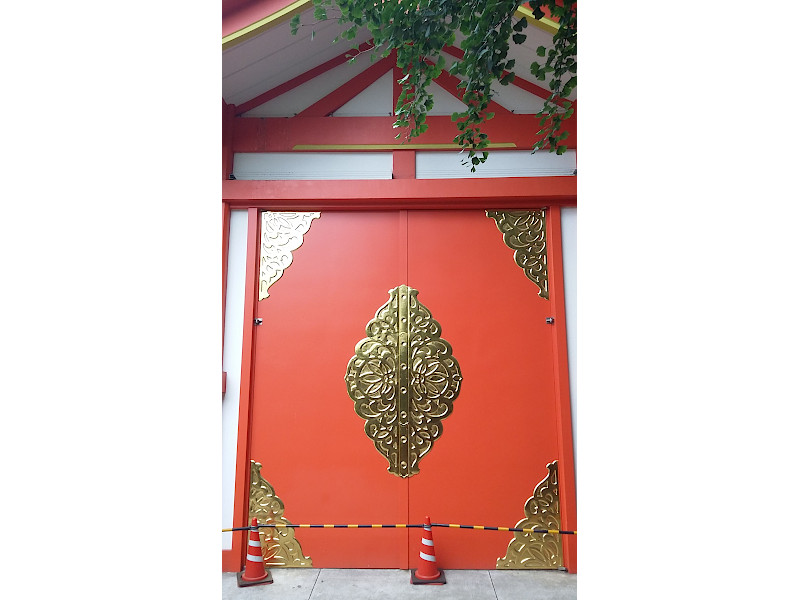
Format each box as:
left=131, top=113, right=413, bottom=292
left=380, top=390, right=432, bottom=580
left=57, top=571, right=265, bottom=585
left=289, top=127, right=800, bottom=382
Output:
left=405, top=210, right=559, bottom=569
left=249, top=211, right=409, bottom=568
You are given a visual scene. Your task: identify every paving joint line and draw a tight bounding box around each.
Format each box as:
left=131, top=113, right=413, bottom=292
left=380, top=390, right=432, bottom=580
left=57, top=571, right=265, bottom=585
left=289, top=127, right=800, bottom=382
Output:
left=307, top=568, right=322, bottom=600
left=488, top=569, right=499, bottom=600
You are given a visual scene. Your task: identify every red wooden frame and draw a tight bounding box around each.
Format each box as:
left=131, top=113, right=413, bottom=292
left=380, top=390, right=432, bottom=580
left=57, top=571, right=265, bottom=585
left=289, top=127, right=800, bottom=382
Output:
left=222, top=177, right=575, bottom=210
left=424, top=58, right=511, bottom=115
left=441, top=45, right=570, bottom=107
left=222, top=182, right=577, bottom=574
left=546, top=207, right=577, bottom=572
left=222, top=101, right=236, bottom=180
left=297, top=53, right=395, bottom=117
left=221, top=207, right=260, bottom=572
left=230, top=112, right=576, bottom=152
left=223, top=0, right=300, bottom=38
left=392, top=150, right=415, bottom=179
left=235, top=40, right=377, bottom=116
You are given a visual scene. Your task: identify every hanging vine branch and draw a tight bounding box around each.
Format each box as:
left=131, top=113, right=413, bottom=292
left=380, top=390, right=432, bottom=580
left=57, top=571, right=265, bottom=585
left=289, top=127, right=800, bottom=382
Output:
left=291, top=1, right=576, bottom=171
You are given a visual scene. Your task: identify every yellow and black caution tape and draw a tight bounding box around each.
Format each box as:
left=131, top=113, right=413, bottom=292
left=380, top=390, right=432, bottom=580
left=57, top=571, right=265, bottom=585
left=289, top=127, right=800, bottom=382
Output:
left=222, top=522, right=576, bottom=535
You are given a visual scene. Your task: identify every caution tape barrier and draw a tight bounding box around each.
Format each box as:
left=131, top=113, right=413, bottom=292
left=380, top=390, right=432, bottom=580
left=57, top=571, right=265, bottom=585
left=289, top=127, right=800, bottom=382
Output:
left=222, top=523, right=576, bottom=535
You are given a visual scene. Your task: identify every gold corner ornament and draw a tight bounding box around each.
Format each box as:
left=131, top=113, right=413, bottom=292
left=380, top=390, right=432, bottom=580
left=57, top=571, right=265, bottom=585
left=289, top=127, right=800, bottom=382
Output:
left=249, top=460, right=312, bottom=567
left=259, top=211, right=320, bottom=300
left=497, top=460, right=562, bottom=569
left=345, top=285, right=462, bottom=478
left=486, top=210, right=549, bottom=299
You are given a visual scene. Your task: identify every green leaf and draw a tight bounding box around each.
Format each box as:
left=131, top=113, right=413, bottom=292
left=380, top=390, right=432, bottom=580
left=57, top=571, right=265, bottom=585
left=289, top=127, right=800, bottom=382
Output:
left=512, top=33, right=526, bottom=45
left=537, top=45, right=546, bottom=57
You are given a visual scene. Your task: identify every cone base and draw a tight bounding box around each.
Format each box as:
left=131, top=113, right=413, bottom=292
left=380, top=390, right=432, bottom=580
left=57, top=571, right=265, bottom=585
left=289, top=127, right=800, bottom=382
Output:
left=237, top=570, right=273, bottom=587
left=411, top=569, right=446, bottom=585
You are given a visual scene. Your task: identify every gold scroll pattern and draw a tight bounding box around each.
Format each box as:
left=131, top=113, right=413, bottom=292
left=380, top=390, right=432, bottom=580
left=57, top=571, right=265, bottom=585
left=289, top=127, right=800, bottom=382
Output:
left=249, top=460, right=312, bottom=567
left=345, top=285, right=462, bottom=478
left=259, top=211, right=320, bottom=300
left=486, top=210, right=549, bottom=299
left=497, top=460, right=562, bottom=569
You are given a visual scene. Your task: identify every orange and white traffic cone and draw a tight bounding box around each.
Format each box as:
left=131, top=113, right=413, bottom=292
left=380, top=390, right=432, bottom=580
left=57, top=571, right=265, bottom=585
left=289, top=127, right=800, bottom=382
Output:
left=410, top=516, right=446, bottom=584
left=236, top=518, right=273, bottom=587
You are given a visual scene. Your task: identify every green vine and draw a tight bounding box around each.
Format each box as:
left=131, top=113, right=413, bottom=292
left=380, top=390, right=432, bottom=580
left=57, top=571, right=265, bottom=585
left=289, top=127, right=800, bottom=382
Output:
left=291, top=1, right=576, bottom=171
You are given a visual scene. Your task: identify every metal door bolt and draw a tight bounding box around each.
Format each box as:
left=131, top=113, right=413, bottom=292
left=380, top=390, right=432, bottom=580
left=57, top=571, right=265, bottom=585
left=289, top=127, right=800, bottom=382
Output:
left=254, top=318, right=263, bottom=325
left=546, top=317, right=555, bottom=324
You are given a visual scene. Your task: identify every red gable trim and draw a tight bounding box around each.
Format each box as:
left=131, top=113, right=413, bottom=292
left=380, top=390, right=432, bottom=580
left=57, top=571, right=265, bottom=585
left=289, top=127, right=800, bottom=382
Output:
left=424, top=59, right=512, bottom=115
left=235, top=41, right=376, bottom=115
left=296, top=53, right=396, bottom=117
left=223, top=0, right=305, bottom=39
left=442, top=45, right=569, bottom=107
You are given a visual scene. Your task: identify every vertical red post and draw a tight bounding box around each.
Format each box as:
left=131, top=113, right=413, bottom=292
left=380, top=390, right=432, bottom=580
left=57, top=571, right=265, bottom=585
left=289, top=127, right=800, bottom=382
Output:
left=222, top=101, right=235, bottom=181
left=393, top=150, right=416, bottom=179
left=222, top=207, right=260, bottom=572
left=546, top=207, right=577, bottom=572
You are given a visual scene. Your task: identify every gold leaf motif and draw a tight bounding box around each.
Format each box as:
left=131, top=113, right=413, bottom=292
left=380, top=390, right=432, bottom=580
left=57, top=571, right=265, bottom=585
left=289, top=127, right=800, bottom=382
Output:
left=486, top=210, right=549, bottom=299
left=345, top=285, right=462, bottom=477
left=249, top=460, right=312, bottom=567
left=497, top=461, right=562, bottom=569
left=259, top=211, right=320, bottom=300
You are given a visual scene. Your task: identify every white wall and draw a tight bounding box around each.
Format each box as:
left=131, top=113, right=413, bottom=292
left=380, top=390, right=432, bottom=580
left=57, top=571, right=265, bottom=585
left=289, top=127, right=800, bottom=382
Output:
left=416, top=149, right=576, bottom=179
left=222, top=209, right=248, bottom=550
left=233, top=152, right=393, bottom=180
left=560, top=206, right=577, bottom=488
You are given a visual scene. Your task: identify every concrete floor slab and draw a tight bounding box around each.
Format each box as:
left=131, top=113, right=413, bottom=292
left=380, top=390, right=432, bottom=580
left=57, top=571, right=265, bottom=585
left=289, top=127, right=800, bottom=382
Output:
left=222, top=569, right=321, bottom=600
left=221, top=569, right=577, bottom=600
left=309, top=569, right=497, bottom=600
left=490, top=570, right=577, bottom=600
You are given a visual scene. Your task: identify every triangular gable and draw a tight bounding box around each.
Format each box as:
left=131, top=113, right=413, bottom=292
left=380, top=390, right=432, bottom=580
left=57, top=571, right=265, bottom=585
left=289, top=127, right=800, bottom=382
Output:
left=333, top=71, right=394, bottom=117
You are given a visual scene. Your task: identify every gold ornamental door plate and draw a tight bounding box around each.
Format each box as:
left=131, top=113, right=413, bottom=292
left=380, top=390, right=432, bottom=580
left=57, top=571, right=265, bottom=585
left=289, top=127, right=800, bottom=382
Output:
left=248, top=460, right=312, bottom=567
left=345, top=285, right=462, bottom=478
left=497, top=460, right=563, bottom=569
left=486, top=210, right=549, bottom=299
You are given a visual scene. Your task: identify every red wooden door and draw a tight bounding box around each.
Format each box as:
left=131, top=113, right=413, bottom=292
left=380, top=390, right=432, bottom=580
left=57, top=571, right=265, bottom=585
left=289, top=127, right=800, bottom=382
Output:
left=405, top=210, right=559, bottom=569
left=249, top=209, right=560, bottom=568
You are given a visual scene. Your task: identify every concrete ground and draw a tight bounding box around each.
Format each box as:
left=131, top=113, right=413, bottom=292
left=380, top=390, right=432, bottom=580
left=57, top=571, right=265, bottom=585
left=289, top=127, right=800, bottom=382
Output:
left=222, top=569, right=576, bottom=600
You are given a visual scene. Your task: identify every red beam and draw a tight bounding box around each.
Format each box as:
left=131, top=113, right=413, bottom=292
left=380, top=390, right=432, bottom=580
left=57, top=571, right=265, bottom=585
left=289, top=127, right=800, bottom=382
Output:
left=221, top=177, right=576, bottom=210
left=441, top=45, right=568, bottom=107
left=425, top=59, right=511, bottom=115
left=297, top=53, right=395, bottom=117
left=234, top=41, right=377, bottom=116
left=231, top=112, right=576, bottom=152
